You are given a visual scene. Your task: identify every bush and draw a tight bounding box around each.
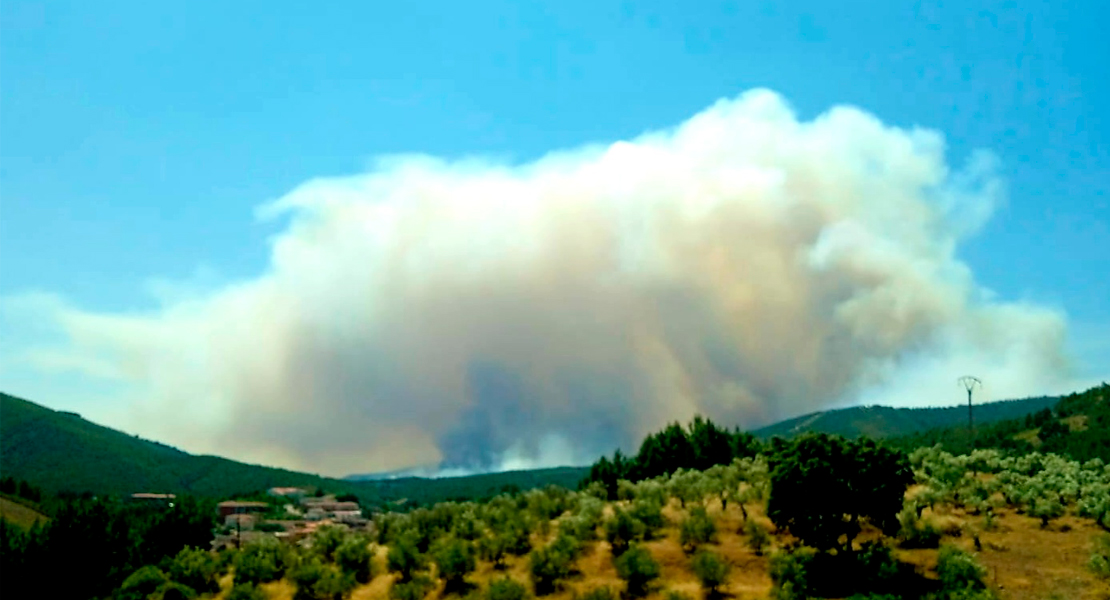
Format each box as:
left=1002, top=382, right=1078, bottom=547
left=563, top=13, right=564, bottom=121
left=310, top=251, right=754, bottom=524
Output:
left=854, top=542, right=900, bottom=592
left=155, top=581, right=198, bottom=600
left=936, top=545, right=987, bottom=593
left=614, top=544, right=660, bottom=598
left=388, top=534, right=428, bottom=582
left=769, top=547, right=816, bottom=600
left=1089, top=533, right=1110, bottom=579
left=679, top=506, right=717, bottom=551
left=529, top=541, right=576, bottom=595
left=744, top=519, right=770, bottom=556
left=118, top=566, right=169, bottom=600
left=336, top=536, right=375, bottom=584
left=629, top=499, right=665, bottom=538
left=313, top=525, right=349, bottom=562
left=663, top=591, right=692, bottom=600
left=390, top=575, right=434, bottom=600
left=227, top=582, right=267, bottom=600
left=167, top=547, right=221, bottom=595
left=604, top=508, right=644, bottom=556
left=289, top=557, right=355, bottom=600
left=487, top=576, right=529, bottom=600
left=691, top=549, right=731, bottom=592
left=433, top=537, right=476, bottom=591
left=897, top=507, right=942, bottom=549
left=235, top=540, right=293, bottom=584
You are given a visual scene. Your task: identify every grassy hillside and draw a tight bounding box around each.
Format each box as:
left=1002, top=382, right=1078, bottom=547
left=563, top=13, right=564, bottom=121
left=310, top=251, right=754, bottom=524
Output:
left=0, top=392, right=586, bottom=504
left=752, top=395, right=1059, bottom=440
left=0, top=496, right=47, bottom=530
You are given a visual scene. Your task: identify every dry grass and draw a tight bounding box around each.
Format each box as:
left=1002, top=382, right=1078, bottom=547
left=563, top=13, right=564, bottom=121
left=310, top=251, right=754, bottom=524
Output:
left=0, top=496, right=47, bottom=529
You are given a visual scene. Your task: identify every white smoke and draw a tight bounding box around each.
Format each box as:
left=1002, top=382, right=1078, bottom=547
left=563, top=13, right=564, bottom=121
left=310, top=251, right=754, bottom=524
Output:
left=15, top=89, right=1074, bottom=476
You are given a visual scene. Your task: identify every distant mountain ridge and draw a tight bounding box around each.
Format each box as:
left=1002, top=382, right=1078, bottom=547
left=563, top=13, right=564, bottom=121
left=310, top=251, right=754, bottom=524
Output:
left=752, top=395, right=1060, bottom=439
left=0, top=392, right=586, bottom=504
left=0, top=389, right=1070, bottom=503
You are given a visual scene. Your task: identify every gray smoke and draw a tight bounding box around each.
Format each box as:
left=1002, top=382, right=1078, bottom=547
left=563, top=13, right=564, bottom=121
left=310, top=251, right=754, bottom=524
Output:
left=18, top=90, right=1073, bottom=476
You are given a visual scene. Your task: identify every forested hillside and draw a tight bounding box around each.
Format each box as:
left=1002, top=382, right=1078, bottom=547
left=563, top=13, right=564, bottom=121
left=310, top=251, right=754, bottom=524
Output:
left=0, top=392, right=587, bottom=507
left=752, top=395, right=1059, bottom=440
left=888, top=383, right=1110, bottom=459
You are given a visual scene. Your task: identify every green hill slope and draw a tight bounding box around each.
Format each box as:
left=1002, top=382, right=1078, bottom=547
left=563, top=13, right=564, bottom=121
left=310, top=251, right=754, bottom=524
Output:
left=0, top=392, right=587, bottom=504
left=0, top=392, right=352, bottom=498
left=751, top=395, right=1059, bottom=440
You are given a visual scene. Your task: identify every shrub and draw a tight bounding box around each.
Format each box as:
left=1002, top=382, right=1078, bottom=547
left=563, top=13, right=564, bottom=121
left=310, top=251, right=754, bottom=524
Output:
left=390, top=575, right=434, bottom=600
left=313, top=525, right=349, bottom=562
left=118, top=566, right=169, bottom=600
left=1089, top=533, right=1110, bottom=579
left=529, top=541, right=575, bottom=595
left=388, top=534, right=428, bottom=582
left=897, top=507, right=942, bottom=549
left=680, top=506, right=717, bottom=551
left=336, top=536, right=375, bottom=584
left=936, top=545, right=987, bottom=593
left=744, top=519, right=770, bottom=556
left=604, top=508, right=644, bottom=556
left=433, top=537, right=476, bottom=592
left=487, top=576, right=529, bottom=600
left=227, top=582, right=267, bottom=600
left=769, top=547, right=816, bottom=600
left=289, top=557, right=356, bottom=600
left=1030, top=496, right=1065, bottom=529
left=614, top=544, right=660, bottom=598
left=691, top=549, right=731, bottom=592
left=156, top=581, right=198, bottom=600
left=478, top=533, right=510, bottom=568
left=629, top=499, right=665, bottom=538
left=234, top=540, right=293, bottom=584
left=663, top=591, right=692, bottom=600
left=854, top=542, right=900, bottom=592
left=168, top=547, right=220, bottom=595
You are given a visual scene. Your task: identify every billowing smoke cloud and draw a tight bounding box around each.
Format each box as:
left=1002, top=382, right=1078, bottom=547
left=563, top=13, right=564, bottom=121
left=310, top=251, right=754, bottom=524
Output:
left=18, top=90, right=1074, bottom=476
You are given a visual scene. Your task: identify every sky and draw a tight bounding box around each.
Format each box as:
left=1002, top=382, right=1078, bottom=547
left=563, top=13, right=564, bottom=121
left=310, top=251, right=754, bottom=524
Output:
left=1, top=1, right=1107, bottom=476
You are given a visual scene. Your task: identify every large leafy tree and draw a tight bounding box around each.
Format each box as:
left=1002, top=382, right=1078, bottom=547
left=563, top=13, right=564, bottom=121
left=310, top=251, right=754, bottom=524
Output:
left=767, top=434, right=912, bottom=551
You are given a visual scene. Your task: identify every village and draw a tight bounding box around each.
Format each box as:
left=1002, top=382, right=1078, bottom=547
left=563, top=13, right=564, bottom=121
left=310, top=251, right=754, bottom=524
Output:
left=131, top=487, right=370, bottom=550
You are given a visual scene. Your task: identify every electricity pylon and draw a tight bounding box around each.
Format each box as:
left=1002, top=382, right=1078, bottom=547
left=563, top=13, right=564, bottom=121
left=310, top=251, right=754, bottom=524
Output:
left=959, top=376, right=982, bottom=449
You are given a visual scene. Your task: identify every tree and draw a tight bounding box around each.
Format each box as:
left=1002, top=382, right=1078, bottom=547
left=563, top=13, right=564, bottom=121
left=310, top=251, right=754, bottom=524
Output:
left=635, top=423, right=695, bottom=480
left=433, top=537, right=476, bottom=593
left=336, top=536, right=374, bottom=584
left=487, top=577, right=528, bottom=600
left=679, top=506, right=717, bottom=552
left=614, top=545, right=660, bottom=598
left=688, top=416, right=734, bottom=471
left=690, top=550, right=731, bottom=594
left=767, top=434, right=912, bottom=552
left=604, top=507, right=645, bottom=556
left=167, top=546, right=221, bottom=595
left=387, top=534, right=427, bottom=582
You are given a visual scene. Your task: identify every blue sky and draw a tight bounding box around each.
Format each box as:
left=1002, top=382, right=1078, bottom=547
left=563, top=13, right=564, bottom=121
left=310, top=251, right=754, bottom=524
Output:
left=1, top=1, right=1107, bottom=471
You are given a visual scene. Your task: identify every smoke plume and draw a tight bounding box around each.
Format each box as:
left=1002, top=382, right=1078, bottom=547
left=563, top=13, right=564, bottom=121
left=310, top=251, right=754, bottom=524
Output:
left=23, top=90, right=1073, bottom=476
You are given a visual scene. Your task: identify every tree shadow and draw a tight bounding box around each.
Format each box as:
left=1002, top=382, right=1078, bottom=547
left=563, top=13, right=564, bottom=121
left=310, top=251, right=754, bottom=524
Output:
left=806, top=550, right=941, bottom=599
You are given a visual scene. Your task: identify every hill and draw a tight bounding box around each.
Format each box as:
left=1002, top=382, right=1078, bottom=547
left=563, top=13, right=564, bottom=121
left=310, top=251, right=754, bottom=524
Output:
left=888, top=383, right=1110, bottom=459
left=0, top=392, right=586, bottom=505
left=0, top=496, right=47, bottom=530
left=752, top=395, right=1059, bottom=440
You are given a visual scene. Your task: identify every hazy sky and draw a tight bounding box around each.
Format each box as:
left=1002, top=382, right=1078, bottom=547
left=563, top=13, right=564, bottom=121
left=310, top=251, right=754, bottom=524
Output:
left=1, top=1, right=1106, bottom=476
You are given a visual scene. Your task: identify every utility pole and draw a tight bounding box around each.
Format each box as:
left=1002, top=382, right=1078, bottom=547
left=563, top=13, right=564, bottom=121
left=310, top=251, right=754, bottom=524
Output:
left=959, top=376, right=982, bottom=450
